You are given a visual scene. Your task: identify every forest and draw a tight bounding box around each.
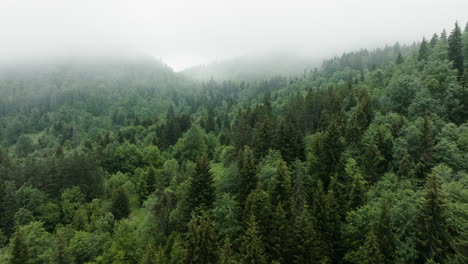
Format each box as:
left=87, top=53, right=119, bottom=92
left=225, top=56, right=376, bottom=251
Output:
left=0, top=22, right=467, bottom=264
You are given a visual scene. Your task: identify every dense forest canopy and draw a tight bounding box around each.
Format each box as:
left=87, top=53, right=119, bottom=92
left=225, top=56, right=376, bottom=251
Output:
left=0, top=22, right=467, bottom=264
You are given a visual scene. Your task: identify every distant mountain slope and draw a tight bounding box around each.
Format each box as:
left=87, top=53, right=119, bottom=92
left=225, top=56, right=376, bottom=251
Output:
left=181, top=52, right=322, bottom=81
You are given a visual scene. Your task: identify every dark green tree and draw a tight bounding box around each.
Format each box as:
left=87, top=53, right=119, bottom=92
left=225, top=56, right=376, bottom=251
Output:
left=359, top=231, right=385, bottom=264
left=415, top=171, right=450, bottom=264
left=184, top=213, right=218, bottom=264
left=416, top=115, right=434, bottom=179
left=187, top=154, right=215, bottom=212
left=448, top=22, right=464, bottom=77
left=9, top=229, right=29, bottom=264
left=238, top=147, right=258, bottom=210
left=240, top=215, right=267, bottom=264
left=219, top=237, right=237, bottom=264
left=396, top=52, right=404, bottom=64
left=111, top=187, right=130, bottom=220
left=0, top=181, right=16, bottom=236
left=418, top=38, right=429, bottom=61
left=269, top=159, right=292, bottom=209
left=374, top=200, right=396, bottom=264
left=275, top=110, right=304, bottom=163
left=430, top=33, right=439, bottom=47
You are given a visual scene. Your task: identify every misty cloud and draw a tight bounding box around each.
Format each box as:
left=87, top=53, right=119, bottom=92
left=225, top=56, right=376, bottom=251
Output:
left=0, top=0, right=467, bottom=70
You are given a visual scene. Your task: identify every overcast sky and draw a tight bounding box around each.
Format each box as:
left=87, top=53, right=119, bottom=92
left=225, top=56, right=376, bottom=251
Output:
left=0, top=0, right=467, bottom=71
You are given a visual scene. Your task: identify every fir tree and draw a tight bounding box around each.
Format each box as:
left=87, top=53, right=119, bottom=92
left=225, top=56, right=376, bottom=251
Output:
left=240, top=215, right=267, bottom=264
left=418, top=38, right=429, bottom=61
left=10, top=229, right=29, bottom=264
left=270, top=203, right=292, bottom=263
left=238, top=147, right=258, bottom=210
left=219, top=237, right=237, bottom=264
left=374, top=200, right=396, bottom=264
left=111, top=187, right=130, bottom=220
left=416, top=172, right=450, bottom=264
left=188, top=154, right=215, bottom=212
left=291, top=205, right=318, bottom=264
left=416, top=115, right=434, bottom=179
left=269, top=159, right=292, bottom=209
left=448, top=22, right=464, bottom=77
left=359, top=231, right=385, bottom=264
left=275, top=110, right=304, bottom=163
left=184, top=213, right=218, bottom=264
left=430, top=33, right=439, bottom=47
left=396, top=52, right=404, bottom=64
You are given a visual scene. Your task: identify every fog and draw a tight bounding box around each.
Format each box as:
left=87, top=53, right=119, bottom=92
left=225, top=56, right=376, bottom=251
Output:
left=1, top=0, right=467, bottom=71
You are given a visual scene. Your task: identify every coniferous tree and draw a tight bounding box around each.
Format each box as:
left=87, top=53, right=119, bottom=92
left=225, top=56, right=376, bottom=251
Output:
left=252, top=118, right=273, bottom=160
left=345, top=158, right=367, bottom=210
left=269, top=159, right=292, bottom=209
left=238, top=147, right=257, bottom=210
left=396, top=52, right=404, bottom=64
left=430, top=33, right=439, bottom=47
left=219, top=237, right=237, bottom=264
left=415, top=172, right=450, bottom=264
left=418, top=38, right=429, bottom=61
left=291, top=205, right=318, bottom=264
left=440, top=29, right=448, bottom=41
left=141, top=167, right=156, bottom=202
left=448, top=22, right=464, bottom=77
left=359, top=231, right=385, bottom=264
left=0, top=181, right=16, bottom=236
left=55, top=235, right=71, bottom=264
left=416, top=115, right=434, bottom=179
left=111, top=187, right=130, bottom=220
left=184, top=213, right=218, bottom=264
left=187, top=154, right=215, bottom=212
left=240, top=215, right=267, bottom=264
left=270, top=203, right=292, bottom=263
left=9, top=229, right=29, bottom=264
left=374, top=200, right=396, bottom=264
left=275, top=110, right=304, bottom=163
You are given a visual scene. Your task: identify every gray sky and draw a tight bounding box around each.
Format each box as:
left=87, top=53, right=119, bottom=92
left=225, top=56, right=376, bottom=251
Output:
left=0, top=0, right=467, bottom=71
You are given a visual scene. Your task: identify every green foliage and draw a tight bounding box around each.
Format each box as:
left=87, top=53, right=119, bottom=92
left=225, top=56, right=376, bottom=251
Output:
left=111, top=187, right=131, bottom=220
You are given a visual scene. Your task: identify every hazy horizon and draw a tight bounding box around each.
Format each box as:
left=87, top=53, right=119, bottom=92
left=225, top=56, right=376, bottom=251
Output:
left=1, top=0, right=467, bottom=71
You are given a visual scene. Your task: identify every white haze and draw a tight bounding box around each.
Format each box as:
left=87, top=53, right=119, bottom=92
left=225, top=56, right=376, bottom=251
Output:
left=0, top=0, right=467, bottom=71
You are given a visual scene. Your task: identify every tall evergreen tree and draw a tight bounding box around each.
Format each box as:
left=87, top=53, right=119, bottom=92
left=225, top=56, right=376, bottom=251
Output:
left=275, top=110, right=304, bottom=163
left=374, top=200, right=396, bottom=264
left=187, top=154, right=215, bottom=212
left=418, top=38, right=429, bottom=61
left=238, top=147, right=258, bottom=210
left=416, top=115, right=434, bottom=179
left=269, top=159, right=292, bottom=209
left=415, top=171, right=450, bottom=264
left=291, top=205, right=318, bottom=264
left=9, top=229, right=29, bottom=264
left=440, top=29, right=448, bottom=41
left=184, top=213, right=218, bottom=264
left=240, top=215, right=267, bottom=264
left=395, top=52, right=404, bottom=64
left=448, top=22, right=464, bottom=77
left=359, top=231, right=385, bottom=264
left=111, top=187, right=130, bottom=220
left=219, top=238, right=237, bottom=264
left=0, top=181, right=16, bottom=236
left=430, top=33, right=439, bottom=47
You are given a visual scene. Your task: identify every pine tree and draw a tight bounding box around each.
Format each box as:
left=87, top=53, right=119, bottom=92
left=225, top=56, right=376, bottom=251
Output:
left=416, top=115, right=434, bottom=179
left=10, top=229, right=29, bottom=264
left=275, top=110, right=304, bottom=163
left=184, top=214, right=218, bottom=264
left=418, top=38, right=429, bottom=61
left=55, top=235, right=71, bottom=264
left=111, top=187, right=130, bottom=220
left=430, top=33, right=439, bottom=47
left=448, top=22, right=464, bottom=77
left=238, top=147, right=258, bottom=210
left=359, top=231, right=385, bottom=264
left=0, top=181, right=16, bottom=236
left=187, top=154, right=215, bottom=212
left=291, top=206, right=318, bottom=264
left=219, top=237, right=237, bottom=264
left=269, top=159, right=292, bottom=209
left=374, top=200, right=396, bottom=264
left=240, top=215, right=267, bottom=264
left=345, top=158, right=367, bottom=210
left=396, top=52, right=404, bottom=64
left=416, top=172, right=450, bottom=264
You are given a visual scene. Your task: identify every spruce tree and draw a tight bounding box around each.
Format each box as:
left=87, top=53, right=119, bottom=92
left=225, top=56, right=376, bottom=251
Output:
left=275, top=110, right=304, bottom=163
left=270, top=203, right=292, bottom=263
left=417, top=115, right=434, bottom=179
left=10, top=229, right=29, bottom=264
left=240, top=215, right=267, bottom=264
left=440, top=29, right=448, bottom=42
left=374, top=200, right=396, bottom=264
left=418, top=38, right=429, bottom=61
left=359, top=231, right=385, bottom=264
left=0, top=181, right=16, bottom=236
left=269, top=159, right=292, bottom=209
left=188, top=154, right=215, bottom=212
left=396, top=52, right=404, bottom=64
left=345, top=158, right=367, bottom=210
left=252, top=118, right=273, bottom=160
left=430, top=33, right=439, bottom=47
left=291, top=205, right=318, bottom=264
left=219, top=237, right=237, bottom=264
left=238, top=147, right=258, bottom=210
left=111, top=187, right=130, bottom=220
left=141, top=167, right=156, bottom=202
left=415, top=171, right=451, bottom=264
left=184, top=213, right=218, bottom=264
left=448, top=22, right=464, bottom=77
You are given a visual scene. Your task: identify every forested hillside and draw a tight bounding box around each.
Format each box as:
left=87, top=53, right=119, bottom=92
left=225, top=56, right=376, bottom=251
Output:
left=0, top=22, right=467, bottom=264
